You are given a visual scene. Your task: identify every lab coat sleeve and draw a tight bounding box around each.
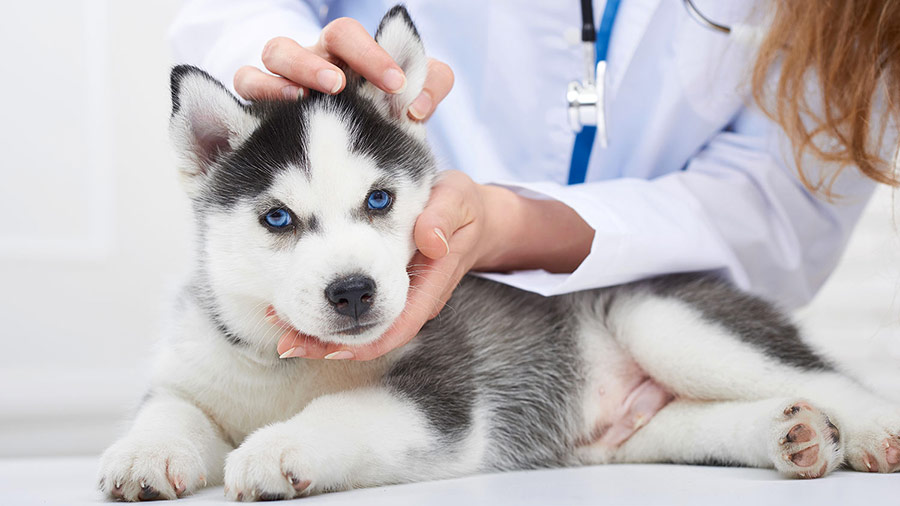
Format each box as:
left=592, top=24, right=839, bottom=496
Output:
left=168, top=0, right=328, bottom=93
left=479, top=106, right=877, bottom=309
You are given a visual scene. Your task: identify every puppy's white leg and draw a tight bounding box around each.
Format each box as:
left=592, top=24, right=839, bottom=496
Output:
left=602, top=293, right=821, bottom=400
left=224, top=387, right=481, bottom=501
left=582, top=398, right=843, bottom=478
left=98, top=393, right=233, bottom=501
left=598, top=287, right=900, bottom=475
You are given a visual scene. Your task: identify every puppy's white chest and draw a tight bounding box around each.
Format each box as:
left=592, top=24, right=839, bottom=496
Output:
left=155, top=317, right=391, bottom=444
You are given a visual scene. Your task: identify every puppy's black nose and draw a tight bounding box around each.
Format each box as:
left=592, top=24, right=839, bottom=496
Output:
left=325, top=276, right=376, bottom=319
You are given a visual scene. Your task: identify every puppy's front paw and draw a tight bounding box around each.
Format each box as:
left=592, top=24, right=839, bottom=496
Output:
left=224, top=423, right=338, bottom=502
left=98, top=435, right=208, bottom=501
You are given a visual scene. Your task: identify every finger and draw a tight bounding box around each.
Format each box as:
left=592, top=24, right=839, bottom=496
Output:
left=276, top=331, right=297, bottom=356
left=234, top=65, right=306, bottom=102
left=316, top=17, right=407, bottom=94
left=408, top=59, right=455, bottom=121
left=261, top=36, right=346, bottom=94
left=432, top=265, right=466, bottom=319
left=277, top=329, right=345, bottom=359
left=413, top=171, right=477, bottom=259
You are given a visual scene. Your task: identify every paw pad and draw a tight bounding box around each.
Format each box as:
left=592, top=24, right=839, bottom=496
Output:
left=783, top=423, right=815, bottom=444
left=772, top=401, right=841, bottom=479
left=111, top=481, right=125, bottom=500
left=788, top=444, right=819, bottom=467
left=286, top=473, right=312, bottom=494
left=138, top=481, right=161, bottom=501
left=885, top=438, right=900, bottom=466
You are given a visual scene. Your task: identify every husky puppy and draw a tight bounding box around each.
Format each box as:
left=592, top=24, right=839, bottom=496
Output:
left=99, top=5, right=900, bottom=502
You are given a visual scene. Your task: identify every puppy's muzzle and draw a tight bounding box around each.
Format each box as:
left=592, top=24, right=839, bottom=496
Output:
left=325, top=275, right=376, bottom=319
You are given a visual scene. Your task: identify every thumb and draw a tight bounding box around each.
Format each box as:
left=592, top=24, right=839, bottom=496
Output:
left=413, top=185, right=470, bottom=260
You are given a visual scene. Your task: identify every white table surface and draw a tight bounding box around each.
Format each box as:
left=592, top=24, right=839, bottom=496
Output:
left=2, top=457, right=898, bottom=506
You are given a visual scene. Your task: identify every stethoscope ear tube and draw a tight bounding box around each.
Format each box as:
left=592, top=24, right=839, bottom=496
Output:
left=682, top=0, right=732, bottom=34
left=580, top=0, right=597, bottom=41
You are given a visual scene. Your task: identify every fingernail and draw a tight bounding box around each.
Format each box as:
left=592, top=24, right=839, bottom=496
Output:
left=324, top=350, right=354, bottom=360
left=279, top=346, right=306, bottom=359
left=281, top=85, right=302, bottom=100
left=317, top=69, right=342, bottom=94
left=434, top=228, right=450, bottom=256
left=408, top=91, right=433, bottom=120
left=383, top=68, right=406, bottom=93
left=265, top=305, right=276, bottom=317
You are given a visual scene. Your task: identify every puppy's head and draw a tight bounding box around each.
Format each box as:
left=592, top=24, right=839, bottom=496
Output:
left=169, top=6, right=435, bottom=347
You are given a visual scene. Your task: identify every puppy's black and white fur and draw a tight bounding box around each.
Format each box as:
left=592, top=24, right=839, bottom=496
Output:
left=99, top=6, right=900, bottom=501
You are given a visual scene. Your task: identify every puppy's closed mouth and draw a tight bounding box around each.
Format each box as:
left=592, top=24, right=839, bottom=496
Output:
left=335, top=323, right=377, bottom=336
left=266, top=306, right=379, bottom=340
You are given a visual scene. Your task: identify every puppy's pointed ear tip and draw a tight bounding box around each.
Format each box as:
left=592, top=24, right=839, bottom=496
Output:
left=167, top=65, right=258, bottom=185
left=170, top=65, right=220, bottom=116
left=364, top=5, right=428, bottom=132
left=376, top=4, right=421, bottom=42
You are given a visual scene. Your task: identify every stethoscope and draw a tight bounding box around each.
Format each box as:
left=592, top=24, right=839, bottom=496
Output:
left=566, top=0, right=756, bottom=184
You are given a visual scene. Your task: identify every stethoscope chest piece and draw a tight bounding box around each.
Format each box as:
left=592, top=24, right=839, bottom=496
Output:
left=567, top=60, right=607, bottom=145
left=567, top=0, right=618, bottom=150
left=567, top=0, right=744, bottom=147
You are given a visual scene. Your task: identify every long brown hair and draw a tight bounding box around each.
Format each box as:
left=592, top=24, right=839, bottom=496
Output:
left=752, top=0, right=900, bottom=196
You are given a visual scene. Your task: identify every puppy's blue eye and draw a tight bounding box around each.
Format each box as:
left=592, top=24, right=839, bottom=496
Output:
left=367, top=190, right=392, bottom=210
left=264, top=209, right=292, bottom=228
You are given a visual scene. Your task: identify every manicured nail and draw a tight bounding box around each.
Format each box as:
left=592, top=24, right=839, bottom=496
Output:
left=324, top=350, right=354, bottom=360
left=279, top=346, right=306, bottom=359
left=434, top=228, right=450, bottom=256
left=383, top=68, right=406, bottom=93
left=408, top=91, right=433, bottom=120
left=282, top=85, right=302, bottom=100
left=317, top=69, right=342, bottom=94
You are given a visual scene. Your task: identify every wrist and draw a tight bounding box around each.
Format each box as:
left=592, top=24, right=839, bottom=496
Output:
left=473, top=184, right=594, bottom=274
left=472, top=184, right=522, bottom=271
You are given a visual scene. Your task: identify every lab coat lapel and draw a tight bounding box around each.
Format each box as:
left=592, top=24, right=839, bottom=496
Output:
left=606, top=0, right=662, bottom=96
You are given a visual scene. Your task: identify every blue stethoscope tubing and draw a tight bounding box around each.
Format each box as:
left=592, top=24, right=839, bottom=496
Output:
left=567, top=0, right=621, bottom=185
left=567, top=0, right=734, bottom=185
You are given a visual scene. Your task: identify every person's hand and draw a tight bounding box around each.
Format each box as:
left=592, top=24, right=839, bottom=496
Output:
left=276, top=170, right=503, bottom=361
left=232, top=17, right=454, bottom=121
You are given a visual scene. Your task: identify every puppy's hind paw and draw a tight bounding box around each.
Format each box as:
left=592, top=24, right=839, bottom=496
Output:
left=844, top=409, right=900, bottom=473
left=770, top=401, right=842, bottom=479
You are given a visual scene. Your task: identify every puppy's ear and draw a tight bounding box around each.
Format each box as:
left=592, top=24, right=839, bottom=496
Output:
left=359, top=5, right=428, bottom=137
left=169, top=65, right=260, bottom=194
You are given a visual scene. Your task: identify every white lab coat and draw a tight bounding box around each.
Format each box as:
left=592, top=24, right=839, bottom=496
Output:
left=169, top=0, right=878, bottom=309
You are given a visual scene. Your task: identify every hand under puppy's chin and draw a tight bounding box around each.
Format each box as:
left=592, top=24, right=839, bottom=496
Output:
left=271, top=308, right=393, bottom=350
left=315, top=322, right=391, bottom=346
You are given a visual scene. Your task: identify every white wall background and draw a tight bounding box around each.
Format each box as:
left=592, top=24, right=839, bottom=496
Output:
left=0, top=0, right=899, bottom=458
left=0, top=0, right=190, bottom=456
